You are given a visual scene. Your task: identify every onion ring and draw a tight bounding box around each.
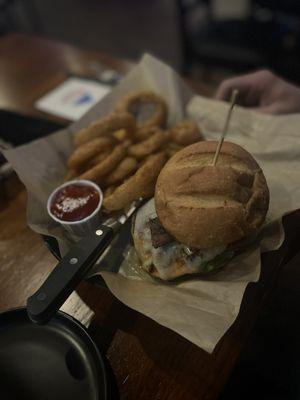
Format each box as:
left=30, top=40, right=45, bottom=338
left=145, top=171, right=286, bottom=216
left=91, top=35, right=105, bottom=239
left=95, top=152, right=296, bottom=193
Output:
left=134, top=126, right=159, bottom=142
left=103, top=157, right=138, bottom=187
left=113, top=128, right=130, bottom=142
left=74, top=112, right=136, bottom=147
left=86, top=148, right=112, bottom=169
left=115, top=91, right=167, bottom=128
left=67, top=137, right=114, bottom=170
left=79, top=143, right=127, bottom=183
left=64, top=169, right=78, bottom=182
left=103, top=152, right=167, bottom=211
left=128, top=129, right=167, bottom=159
left=104, top=185, right=116, bottom=198
left=170, top=120, right=202, bottom=146
left=86, top=140, right=131, bottom=171
left=165, top=142, right=184, bottom=158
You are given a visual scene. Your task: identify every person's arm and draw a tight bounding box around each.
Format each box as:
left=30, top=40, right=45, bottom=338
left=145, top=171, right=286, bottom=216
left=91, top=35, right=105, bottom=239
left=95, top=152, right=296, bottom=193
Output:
left=215, top=69, right=300, bottom=115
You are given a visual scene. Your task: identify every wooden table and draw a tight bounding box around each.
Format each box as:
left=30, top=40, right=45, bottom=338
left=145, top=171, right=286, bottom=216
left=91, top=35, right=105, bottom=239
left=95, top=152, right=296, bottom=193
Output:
left=0, top=33, right=299, bottom=400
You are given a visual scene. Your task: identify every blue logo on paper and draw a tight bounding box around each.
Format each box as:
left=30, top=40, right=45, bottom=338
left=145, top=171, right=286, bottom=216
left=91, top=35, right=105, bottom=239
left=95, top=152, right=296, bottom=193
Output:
left=62, top=88, right=94, bottom=107
left=74, top=92, right=93, bottom=106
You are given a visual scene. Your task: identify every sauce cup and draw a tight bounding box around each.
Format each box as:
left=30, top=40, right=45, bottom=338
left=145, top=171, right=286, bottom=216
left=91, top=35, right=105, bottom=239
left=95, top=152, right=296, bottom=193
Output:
left=47, top=179, right=103, bottom=236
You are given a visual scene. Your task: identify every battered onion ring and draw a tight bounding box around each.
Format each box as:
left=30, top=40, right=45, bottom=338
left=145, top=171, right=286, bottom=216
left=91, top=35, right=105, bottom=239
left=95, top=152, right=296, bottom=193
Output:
left=168, top=142, right=183, bottom=151
left=64, top=169, right=78, bottom=182
left=115, top=91, right=167, bottom=128
left=67, top=137, right=114, bottom=170
left=122, top=139, right=132, bottom=148
left=128, top=129, right=167, bottom=159
left=87, top=140, right=131, bottom=171
left=86, top=148, right=112, bottom=169
left=103, top=152, right=167, bottom=211
left=170, top=120, right=202, bottom=146
left=113, top=128, right=130, bottom=142
left=79, top=143, right=127, bottom=183
left=165, top=142, right=184, bottom=158
left=104, top=185, right=116, bottom=198
left=134, top=126, right=159, bottom=142
left=74, top=112, right=136, bottom=147
left=139, top=178, right=156, bottom=198
left=103, top=157, right=138, bottom=187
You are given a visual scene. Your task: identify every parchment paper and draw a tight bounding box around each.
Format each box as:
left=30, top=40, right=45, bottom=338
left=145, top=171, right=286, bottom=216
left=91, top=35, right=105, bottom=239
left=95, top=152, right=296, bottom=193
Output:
left=2, top=54, right=300, bottom=353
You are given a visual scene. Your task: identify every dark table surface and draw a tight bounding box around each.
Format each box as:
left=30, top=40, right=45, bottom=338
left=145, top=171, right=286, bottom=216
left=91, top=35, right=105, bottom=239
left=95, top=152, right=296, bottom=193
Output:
left=0, top=33, right=299, bottom=400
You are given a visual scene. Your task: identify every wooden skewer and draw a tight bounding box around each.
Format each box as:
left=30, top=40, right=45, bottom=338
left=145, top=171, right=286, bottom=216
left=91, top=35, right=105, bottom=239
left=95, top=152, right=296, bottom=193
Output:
left=212, top=89, right=239, bottom=166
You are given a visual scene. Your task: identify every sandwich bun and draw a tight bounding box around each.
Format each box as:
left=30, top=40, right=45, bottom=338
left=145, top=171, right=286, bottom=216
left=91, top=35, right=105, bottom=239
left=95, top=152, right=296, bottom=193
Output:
left=155, top=141, right=269, bottom=249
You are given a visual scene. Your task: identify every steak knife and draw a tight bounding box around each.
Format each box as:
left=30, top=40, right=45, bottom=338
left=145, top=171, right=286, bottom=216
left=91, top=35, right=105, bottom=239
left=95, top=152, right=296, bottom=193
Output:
left=27, top=198, right=144, bottom=324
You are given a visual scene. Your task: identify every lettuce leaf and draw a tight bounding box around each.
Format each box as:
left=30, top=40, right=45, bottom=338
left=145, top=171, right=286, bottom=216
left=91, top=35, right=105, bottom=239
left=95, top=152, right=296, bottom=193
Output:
left=200, top=250, right=235, bottom=274
left=199, top=231, right=263, bottom=275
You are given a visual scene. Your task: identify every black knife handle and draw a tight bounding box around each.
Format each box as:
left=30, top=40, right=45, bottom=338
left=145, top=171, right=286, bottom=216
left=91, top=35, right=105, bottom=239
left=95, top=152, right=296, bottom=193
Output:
left=27, top=225, right=114, bottom=324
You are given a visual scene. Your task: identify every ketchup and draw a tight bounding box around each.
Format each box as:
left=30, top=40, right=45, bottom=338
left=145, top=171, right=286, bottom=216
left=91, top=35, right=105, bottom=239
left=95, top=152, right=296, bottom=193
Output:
left=50, top=184, right=100, bottom=222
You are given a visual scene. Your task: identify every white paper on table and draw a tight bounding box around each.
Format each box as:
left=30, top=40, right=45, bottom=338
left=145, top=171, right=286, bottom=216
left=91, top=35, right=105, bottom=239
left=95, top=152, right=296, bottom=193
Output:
left=3, top=54, right=299, bottom=353
left=60, top=291, right=94, bottom=328
left=35, top=77, right=111, bottom=121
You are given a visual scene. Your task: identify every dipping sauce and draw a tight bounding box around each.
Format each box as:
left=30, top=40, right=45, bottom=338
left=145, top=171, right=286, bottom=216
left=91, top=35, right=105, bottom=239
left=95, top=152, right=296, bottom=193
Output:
left=50, top=183, right=100, bottom=222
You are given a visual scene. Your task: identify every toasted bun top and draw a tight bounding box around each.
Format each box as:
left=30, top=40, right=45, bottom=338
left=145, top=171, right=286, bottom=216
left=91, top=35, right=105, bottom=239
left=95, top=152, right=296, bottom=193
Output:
left=155, top=141, right=269, bottom=249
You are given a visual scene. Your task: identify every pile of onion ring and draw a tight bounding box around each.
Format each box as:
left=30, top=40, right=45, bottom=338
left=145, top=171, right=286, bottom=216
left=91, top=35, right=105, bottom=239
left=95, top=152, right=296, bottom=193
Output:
left=65, top=90, right=203, bottom=211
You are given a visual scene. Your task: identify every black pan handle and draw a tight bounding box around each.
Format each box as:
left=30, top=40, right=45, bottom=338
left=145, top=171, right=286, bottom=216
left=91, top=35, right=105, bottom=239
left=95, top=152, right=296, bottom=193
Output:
left=27, top=225, right=114, bottom=324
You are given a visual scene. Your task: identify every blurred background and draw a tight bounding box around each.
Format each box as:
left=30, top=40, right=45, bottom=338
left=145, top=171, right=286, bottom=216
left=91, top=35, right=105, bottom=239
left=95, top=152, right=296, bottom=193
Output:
left=1, top=0, right=300, bottom=85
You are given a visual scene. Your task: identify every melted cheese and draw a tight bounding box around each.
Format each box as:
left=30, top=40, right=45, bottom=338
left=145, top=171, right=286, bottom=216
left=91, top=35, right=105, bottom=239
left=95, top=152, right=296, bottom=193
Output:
left=134, top=199, right=225, bottom=279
